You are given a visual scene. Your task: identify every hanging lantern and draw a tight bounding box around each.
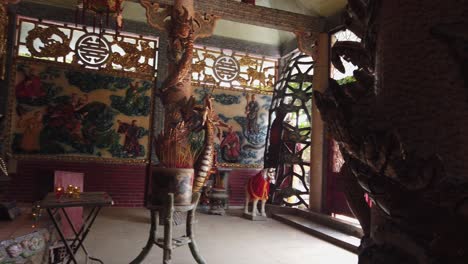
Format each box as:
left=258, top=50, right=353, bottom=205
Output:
left=76, top=0, right=124, bottom=32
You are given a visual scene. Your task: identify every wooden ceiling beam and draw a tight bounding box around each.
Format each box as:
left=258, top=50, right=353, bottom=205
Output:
left=127, top=0, right=324, bottom=32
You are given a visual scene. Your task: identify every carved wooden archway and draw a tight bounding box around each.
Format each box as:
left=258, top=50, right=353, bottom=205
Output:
left=265, top=51, right=314, bottom=208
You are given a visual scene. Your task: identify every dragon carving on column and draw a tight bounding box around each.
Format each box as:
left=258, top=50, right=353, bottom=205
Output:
left=314, top=0, right=468, bottom=263
left=140, top=0, right=219, bottom=105
left=141, top=0, right=220, bottom=193
left=192, top=95, right=216, bottom=193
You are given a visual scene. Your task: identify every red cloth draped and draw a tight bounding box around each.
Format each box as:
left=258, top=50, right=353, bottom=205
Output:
left=247, top=171, right=270, bottom=200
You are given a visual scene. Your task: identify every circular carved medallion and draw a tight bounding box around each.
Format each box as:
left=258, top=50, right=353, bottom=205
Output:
left=75, top=33, right=111, bottom=66
left=213, top=55, right=240, bottom=82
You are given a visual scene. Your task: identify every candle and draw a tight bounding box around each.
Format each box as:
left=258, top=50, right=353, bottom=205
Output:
left=67, top=185, right=74, bottom=194
left=55, top=186, right=64, bottom=199
left=73, top=186, right=81, bottom=198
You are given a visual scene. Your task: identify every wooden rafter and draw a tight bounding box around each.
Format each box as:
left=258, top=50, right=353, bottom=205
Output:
left=128, top=0, right=324, bottom=32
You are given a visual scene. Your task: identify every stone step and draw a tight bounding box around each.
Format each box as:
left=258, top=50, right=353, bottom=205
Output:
left=272, top=213, right=361, bottom=254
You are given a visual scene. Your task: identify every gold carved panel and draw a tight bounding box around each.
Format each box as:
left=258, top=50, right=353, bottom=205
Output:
left=192, top=45, right=278, bottom=93
left=16, top=16, right=159, bottom=78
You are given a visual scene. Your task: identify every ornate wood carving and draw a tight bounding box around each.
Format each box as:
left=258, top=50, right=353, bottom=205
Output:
left=16, top=17, right=158, bottom=77
left=0, top=0, right=18, bottom=79
left=141, top=0, right=219, bottom=104
left=140, top=1, right=171, bottom=32
left=141, top=0, right=221, bottom=195
left=109, top=38, right=156, bottom=74
left=265, top=52, right=313, bottom=208
left=315, top=1, right=468, bottom=263
left=294, top=31, right=319, bottom=61
left=25, top=26, right=71, bottom=58
left=0, top=3, right=7, bottom=80
left=191, top=46, right=277, bottom=92
left=140, top=0, right=219, bottom=41
left=192, top=12, right=219, bottom=39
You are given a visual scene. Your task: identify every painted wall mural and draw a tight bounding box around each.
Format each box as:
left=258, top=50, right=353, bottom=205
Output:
left=194, top=87, right=272, bottom=167
left=7, top=59, right=153, bottom=163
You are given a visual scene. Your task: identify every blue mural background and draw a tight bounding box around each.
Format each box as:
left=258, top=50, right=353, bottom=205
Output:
left=8, top=59, right=153, bottom=162
left=194, top=87, right=272, bottom=167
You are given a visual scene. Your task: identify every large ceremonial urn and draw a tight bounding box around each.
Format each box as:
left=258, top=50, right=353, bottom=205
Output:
left=151, top=167, right=194, bottom=206
left=150, top=123, right=197, bottom=206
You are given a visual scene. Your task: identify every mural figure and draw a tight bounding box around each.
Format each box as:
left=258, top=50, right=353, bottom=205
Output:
left=17, top=111, right=43, bottom=152
left=117, top=120, right=142, bottom=157
left=15, top=68, right=46, bottom=100
left=47, top=93, right=88, bottom=142
left=110, top=81, right=151, bottom=116
left=75, top=94, right=89, bottom=111
left=245, top=93, right=259, bottom=135
left=194, top=87, right=271, bottom=166
left=220, top=125, right=240, bottom=162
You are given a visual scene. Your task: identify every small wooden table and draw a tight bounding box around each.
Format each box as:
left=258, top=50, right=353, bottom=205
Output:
left=39, top=192, right=113, bottom=264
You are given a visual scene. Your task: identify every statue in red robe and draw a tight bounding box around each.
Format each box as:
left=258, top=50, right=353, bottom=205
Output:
left=244, top=168, right=275, bottom=217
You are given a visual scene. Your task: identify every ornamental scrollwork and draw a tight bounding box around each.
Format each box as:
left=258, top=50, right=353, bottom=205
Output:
left=25, top=25, right=71, bottom=58
left=109, top=38, right=155, bottom=74
left=294, top=31, right=319, bottom=61
left=16, top=17, right=158, bottom=77
left=192, top=12, right=219, bottom=39
left=191, top=47, right=277, bottom=92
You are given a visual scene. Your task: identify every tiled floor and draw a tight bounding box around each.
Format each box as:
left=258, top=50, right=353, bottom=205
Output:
left=81, top=208, right=357, bottom=264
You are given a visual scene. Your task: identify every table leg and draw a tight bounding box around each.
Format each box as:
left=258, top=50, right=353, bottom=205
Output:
left=163, top=194, right=174, bottom=264
left=47, top=209, right=78, bottom=264
left=65, top=207, right=103, bottom=264
left=187, top=193, right=206, bottom=264
left=129, top=210, right=158, bottom=264
left=61, top=207, right=94, bottom=256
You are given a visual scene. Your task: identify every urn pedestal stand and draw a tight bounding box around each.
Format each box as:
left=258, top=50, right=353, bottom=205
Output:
left=130, top=192, right=205, bottom=264
left=207, top=168, right=230, bottom=216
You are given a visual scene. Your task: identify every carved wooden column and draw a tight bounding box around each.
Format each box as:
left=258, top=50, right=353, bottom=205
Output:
left=0, top=0, right=18, bottom=80
left=308, top=33, right=329, bottom=213
left=165, top=0, right=194, bottom=105
left=0, top=2, right=7, bottom=81
left=141, top=0, right=218, bottom=128
left=313, top=0, right=468, bottom=262
left=141, top=0, right=219, bottom=193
